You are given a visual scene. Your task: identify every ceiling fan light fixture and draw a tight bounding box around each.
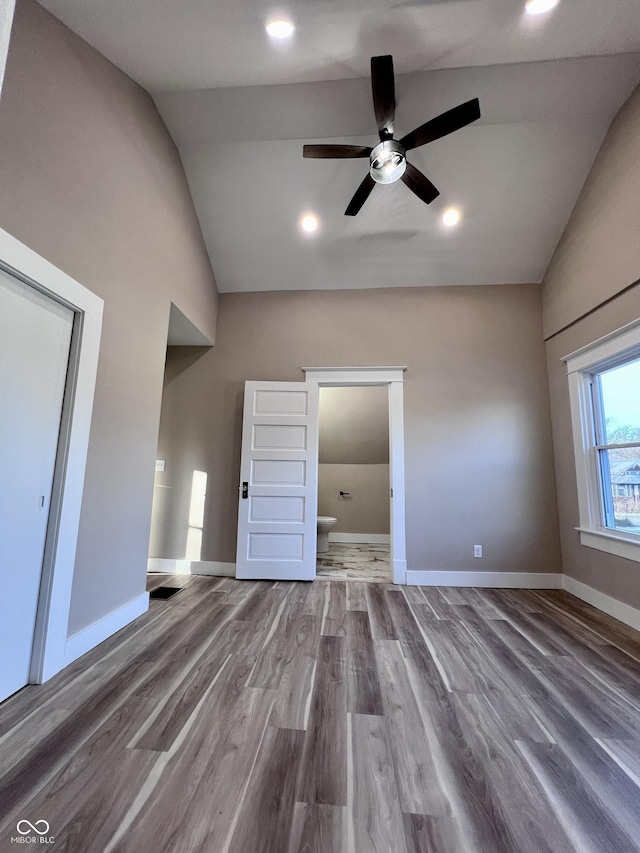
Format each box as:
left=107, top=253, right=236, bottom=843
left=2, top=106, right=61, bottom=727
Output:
left=369, top=140, right=406, bottom=185
left=265, top=18, right=295, bottom=39
left=525, top=0, right=560, bottom=15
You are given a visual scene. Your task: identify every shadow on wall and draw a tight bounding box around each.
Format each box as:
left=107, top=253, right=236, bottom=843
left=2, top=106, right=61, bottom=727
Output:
left=163, top=346, right=211, bottom=386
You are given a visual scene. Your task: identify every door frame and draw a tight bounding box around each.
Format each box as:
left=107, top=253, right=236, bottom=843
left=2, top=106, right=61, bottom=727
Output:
left=0, top=228, right=103, bottom=683
left=303, top=366, right=407, bottom=585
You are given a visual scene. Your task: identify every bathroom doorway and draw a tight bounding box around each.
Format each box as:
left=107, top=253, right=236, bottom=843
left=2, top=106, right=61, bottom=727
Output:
left=316, top=385, right=391, bottom=582
left=303, top=365, right=407, bottom=585
left=232, top=367, right=406, bottom=583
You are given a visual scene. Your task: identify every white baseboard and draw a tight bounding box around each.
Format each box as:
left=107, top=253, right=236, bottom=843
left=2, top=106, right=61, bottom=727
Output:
left=330, top=533, right=390, bottom=545
left=403, top=570, right=640, bottom=633
left=405, top=570, right=563, bottom=589
left=64, top=591, right=149, bottom=666
left=563, top=575, right=640, bottom=633
left=147, top=558, right=235, bottom=577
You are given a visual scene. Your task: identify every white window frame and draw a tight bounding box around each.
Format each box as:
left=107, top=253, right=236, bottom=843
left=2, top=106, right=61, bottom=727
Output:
left=565, top=318, right=640, bottom=562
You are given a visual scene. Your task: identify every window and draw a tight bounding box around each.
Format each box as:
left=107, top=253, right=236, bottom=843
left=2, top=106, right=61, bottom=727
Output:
left=565, top=319, right=640, bottom=562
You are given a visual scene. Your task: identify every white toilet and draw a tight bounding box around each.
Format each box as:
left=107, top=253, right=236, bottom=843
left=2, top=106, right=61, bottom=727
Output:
left=317, top=516, right=337, bottom=554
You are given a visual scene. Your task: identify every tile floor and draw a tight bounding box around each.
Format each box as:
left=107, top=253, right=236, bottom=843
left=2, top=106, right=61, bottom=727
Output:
left=316, top=542, right=391, bottom=583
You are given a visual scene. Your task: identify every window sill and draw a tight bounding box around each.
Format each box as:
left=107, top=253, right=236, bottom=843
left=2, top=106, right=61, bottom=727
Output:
left=575, top=527, right=640, bottom=563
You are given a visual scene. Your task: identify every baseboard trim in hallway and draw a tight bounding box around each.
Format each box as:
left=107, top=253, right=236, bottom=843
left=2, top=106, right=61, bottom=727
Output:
left=147, top=558, right=236, bottom=577
left=64, top=590, right=149, bottom=667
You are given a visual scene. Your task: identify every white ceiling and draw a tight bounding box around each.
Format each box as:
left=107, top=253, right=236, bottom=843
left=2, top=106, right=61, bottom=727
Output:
left=37, top=0, right=640, bottom=92
left=37, top=0, right=640, bottom=293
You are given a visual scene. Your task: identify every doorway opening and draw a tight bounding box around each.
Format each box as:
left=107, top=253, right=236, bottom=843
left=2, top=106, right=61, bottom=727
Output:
left=234, top=368, right=406, bottom=584
left=316, top=385, right=391, bottom=583
left=303, top=366, right=407, bottom=585
left=147, top=303, right=213, bottom=582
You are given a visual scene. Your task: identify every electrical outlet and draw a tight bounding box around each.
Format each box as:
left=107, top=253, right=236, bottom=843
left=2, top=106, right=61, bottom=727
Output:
left=473, top=545, right=483, bottom=558
left=155, top=459, right=166, bottom=472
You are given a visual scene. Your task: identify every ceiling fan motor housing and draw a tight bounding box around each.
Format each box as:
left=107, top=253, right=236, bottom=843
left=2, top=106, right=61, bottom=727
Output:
left=369, top=139, right=406, bottom=184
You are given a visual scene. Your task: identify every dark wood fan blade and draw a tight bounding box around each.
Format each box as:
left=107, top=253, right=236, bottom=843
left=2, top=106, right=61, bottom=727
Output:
left=400, top=98, right=480, bottom=151
left=401, top=161, right=440, bottom=205
left=303, top=144, right=372, bottom=159
left=371, top=55, right=396, bottom=140
left=345, top=174, right=376, bottom=216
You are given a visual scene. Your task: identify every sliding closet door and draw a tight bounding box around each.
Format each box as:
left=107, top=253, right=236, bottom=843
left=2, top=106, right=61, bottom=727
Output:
left=0, top=270, right=73, bottom=702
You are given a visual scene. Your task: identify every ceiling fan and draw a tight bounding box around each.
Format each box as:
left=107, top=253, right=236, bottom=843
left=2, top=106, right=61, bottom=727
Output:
left=303, top=55, right=480, bottom=216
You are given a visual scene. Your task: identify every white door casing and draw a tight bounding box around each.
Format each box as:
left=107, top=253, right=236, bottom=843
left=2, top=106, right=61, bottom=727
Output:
left=0, top=271, right=73, bottom=702
left=303, top=366, right=407, bottom=585
left=235, top=381, right=319, bottom=581
left=0, top=228, right=103, bottom=684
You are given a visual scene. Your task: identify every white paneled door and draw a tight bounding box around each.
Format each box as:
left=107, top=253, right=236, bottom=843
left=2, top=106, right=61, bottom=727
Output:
left=0, top=270, right=73, bottom=702
left=236, top=381, right=319, bottom=580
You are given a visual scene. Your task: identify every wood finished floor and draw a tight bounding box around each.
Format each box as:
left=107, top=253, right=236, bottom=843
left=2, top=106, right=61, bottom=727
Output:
left=1, top=576, right=640, bottom=852
left=316, top=543, right=391, bottom=583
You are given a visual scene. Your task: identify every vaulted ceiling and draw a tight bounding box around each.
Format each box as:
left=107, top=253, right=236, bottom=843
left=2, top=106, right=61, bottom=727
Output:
left=38, top=0, right=640, bottom=292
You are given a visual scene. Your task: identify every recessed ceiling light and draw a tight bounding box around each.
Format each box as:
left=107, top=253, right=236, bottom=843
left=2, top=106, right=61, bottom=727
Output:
left=525, top=0, right=560, bottom=15
left=265, top=18, right=295, bottom=39
left=300, top=213, right=318, bottom=233
left=442, top=208, right=461, bottom=227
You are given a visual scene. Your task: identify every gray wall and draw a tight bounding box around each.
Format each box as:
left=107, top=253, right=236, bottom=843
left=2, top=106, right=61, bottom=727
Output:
left=0, top=0, right=14, bottom=97
left=154, top=284, right=561, bottom=575
left=317, top=385, right=390, bottom=535
left=318, top=464, right=390, bottom=535
left=319, top=386, right=389, bottom=464
left=543, top=85, right=640, bottom=338
left=0, top=0, right=218, bottom=634
left=543, top=85, right=640, bottom=608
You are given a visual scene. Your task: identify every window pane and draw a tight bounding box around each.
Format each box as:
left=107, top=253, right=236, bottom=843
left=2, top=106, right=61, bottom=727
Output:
left=600, top=446, right=640, bottom=532
left=599, top=357, right=640, bottom=444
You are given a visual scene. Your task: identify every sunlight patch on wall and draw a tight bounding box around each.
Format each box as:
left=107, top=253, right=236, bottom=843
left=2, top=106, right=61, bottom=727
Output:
left=185, top=470, right=207, bottom=560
